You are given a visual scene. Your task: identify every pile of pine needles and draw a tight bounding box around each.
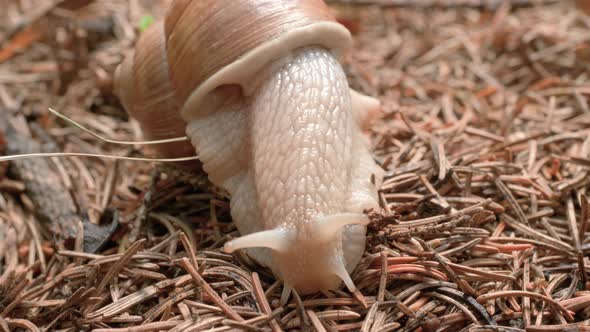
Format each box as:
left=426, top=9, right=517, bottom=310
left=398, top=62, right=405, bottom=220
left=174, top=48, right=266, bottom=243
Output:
left=1, top=0, right=590, bottom=331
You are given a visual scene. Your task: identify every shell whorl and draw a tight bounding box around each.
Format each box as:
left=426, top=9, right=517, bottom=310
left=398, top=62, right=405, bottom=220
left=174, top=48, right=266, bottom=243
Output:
left=114, top=21, right=195, bottom=161
left=116, top=0, right=352, bottom=160
left=164, top=0, right=352, bottom=121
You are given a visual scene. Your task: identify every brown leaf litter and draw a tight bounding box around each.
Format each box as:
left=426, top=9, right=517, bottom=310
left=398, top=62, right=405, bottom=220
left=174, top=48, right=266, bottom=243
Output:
left=1, top=0, right=590, bottom=331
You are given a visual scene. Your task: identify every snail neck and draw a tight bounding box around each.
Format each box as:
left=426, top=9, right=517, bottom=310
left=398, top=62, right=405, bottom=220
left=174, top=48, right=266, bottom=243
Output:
left=185, top=47, right=368, bottom=298
left=245, top=47, right=366, bottom=296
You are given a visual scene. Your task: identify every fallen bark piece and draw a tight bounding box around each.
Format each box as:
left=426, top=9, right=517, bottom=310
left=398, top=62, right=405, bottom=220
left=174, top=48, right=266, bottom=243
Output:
left=0, top=110, right=117, bottom=250
left=0, top=110, right=79, bottom=243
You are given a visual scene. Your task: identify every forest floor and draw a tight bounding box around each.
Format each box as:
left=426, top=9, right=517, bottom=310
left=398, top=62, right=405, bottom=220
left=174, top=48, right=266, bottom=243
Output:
left=1, top=0, right=590, bottom=331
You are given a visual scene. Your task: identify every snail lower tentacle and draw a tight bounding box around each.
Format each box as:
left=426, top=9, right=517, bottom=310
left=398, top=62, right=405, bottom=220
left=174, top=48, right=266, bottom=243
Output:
left=184, top=47, right=383, bottom=300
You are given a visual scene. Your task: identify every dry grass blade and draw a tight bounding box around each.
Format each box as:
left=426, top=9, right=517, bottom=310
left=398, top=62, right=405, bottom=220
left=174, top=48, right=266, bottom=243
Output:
left=2, top=0, right=590, bottom=331
left=91, top=321, right=181, bottom=332
left=525, top=323, right=590, bottom=332
left=96, top=239, right=145, bottom=293
left=501, top=214, right=573, bottom=253
left=179, top=258, right=244, bottom=322
left=477, top=291, right=574, bottom=322
left=306, top=310, right=327, bottom=332
left=252, top=272, right=282, bottom=332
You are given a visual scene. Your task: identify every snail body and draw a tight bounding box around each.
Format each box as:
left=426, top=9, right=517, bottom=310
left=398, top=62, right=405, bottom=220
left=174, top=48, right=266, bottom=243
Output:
left=115, top=0, right=383, bottom=301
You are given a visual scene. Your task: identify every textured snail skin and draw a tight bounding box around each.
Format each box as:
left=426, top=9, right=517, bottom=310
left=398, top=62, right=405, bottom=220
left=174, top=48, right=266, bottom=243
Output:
left=185, top=47, right=383, bottom=301
left=114, top=0, right=384, bottom=301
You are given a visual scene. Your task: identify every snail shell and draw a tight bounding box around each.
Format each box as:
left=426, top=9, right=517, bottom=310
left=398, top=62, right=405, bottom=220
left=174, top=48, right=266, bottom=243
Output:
left=114, top=22, right=194, bottom=161
left=115, top=0, right=383, bottom=302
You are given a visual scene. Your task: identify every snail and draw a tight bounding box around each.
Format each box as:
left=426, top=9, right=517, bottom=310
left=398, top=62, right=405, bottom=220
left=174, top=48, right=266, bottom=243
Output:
left=576, top=0, right=590, bottom=15
left=114, top=0, right=384, bottom=303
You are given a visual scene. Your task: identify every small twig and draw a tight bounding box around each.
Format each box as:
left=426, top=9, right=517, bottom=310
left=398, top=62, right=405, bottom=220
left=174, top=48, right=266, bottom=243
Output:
left=179, top=258, right=244, bottom=322
left=476, top=291, right=574, bottom=322
left=252, top=273, right=282, bottom=332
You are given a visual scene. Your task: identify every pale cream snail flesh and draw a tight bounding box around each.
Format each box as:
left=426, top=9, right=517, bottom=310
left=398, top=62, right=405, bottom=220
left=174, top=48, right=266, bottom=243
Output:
left=114, top=0, right=384, bottom=303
